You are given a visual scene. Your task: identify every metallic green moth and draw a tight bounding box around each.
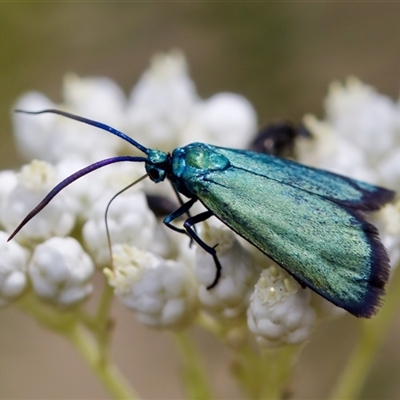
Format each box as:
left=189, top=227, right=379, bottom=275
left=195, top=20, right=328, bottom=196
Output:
left=9, top=110, right=395, bottom=318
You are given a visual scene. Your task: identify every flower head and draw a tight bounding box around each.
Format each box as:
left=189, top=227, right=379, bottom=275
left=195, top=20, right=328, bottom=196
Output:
left=297, top=77, right=400, bottom=189
left=13, top=76, right=126, bottom=164
left=247, top=265, right=316, bottom=348
left=28, top=236, right=94, bottom=306
left=0, top=231, right=29, bottom=305
left=181, top=92, right=257, bottom=148
left=126, top=50, right=198, bottom=151
left=0, top=160, right=75, bottom=245
left=195, top=219, right=259, bottom=319
left=105, top=245, right=199, bottom=329
left=83, top=191, right=156, bottom=267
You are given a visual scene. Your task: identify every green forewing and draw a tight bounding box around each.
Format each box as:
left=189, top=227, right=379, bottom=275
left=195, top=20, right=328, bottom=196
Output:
left=177, top=143, right=392, bottom=317
left=215, top=148, right=391, bottom=211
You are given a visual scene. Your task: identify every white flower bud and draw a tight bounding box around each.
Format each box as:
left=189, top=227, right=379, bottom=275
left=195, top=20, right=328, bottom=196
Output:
left=126, top=49, right=198, bottom=150
left=62, top=74, right=126, bottom=129
left=14, top=76, right=127, bottom=164
left=0, top=161, right=75, bottom=245
left=105, top=245, right=198, bottom=329
left=83, top=191, right=156, bottom=267
left=13, top=91, right=57, bottom=161
left=148, top=223, right=182, bottom=261
left=195, top=219, right=259, bottom=319
left=298, top=115, right=374, bottom=182
left=247, top=265, right=316, bottom=348
left=56, top=158, right=145, bottom=221
left=28, top=237, right=94, bottom=305
left=298, top=78, right=400, bottom=189
left=55, top=74, right=125, bottom=163
left=55, top=157, right=90, bottom=218
left=0, top=231, right=29, bottom=305
left=326, top=78, right=398, bottom=158
left=181, top=93, right=257, bottom=148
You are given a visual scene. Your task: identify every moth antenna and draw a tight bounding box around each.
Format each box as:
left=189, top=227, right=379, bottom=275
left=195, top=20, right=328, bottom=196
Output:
left=104, top=174, right=149, bottom=268
left=8, top=156, right=148, bottom=241
left=14, top=109, right=149, bottom=155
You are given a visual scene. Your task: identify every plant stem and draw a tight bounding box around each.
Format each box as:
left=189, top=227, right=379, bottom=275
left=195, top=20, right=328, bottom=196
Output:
left=259, top=345, right=301, bottom=400
left=232, top=341, right=300, bottom=400
left=17, top=290, right=138, bottom=399
left=16, top=292, right=76, bottom=333
left=66, top=324, right=138, bottom=400
left=96, top=277, right=115, bottom=325
left=173, top=330, right=214, bottom=400
left=94, top=278, right=115, bottom=364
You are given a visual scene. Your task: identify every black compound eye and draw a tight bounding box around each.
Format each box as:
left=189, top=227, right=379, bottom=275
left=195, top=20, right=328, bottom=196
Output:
left=145, top=159, right=168, bottom=183
left=148, top=168, right=160, bottom=181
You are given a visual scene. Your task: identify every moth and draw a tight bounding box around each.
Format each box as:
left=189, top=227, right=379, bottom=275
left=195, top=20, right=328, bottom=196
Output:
left=9, top=109, right=395, bottom=318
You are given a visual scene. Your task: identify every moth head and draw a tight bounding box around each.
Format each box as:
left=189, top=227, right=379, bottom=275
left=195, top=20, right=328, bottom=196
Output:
left=146, top=149, right=170, bottom=183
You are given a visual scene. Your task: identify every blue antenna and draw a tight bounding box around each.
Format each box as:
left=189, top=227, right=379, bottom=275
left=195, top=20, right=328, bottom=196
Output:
left=15, top=109, right=149, bottom=155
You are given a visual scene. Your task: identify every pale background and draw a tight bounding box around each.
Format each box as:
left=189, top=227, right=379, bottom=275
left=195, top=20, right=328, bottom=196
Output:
left=1, top=3, right=400, bottom=399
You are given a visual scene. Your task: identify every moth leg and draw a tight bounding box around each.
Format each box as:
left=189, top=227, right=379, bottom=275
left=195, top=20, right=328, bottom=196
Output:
left=163, top=197, right=198, bottom=235
left=170, top=183, right=197, bottom=237
left=183, top=211, right=222, bottom=290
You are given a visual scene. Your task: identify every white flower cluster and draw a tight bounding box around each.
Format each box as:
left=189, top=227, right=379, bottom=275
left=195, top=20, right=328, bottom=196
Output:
left=297, top=77, right=400, bottom=187
left=1, top=53, right=398, bottom=348
left=0, top=231, right=29, bottom=306
left=247, top=266, right=316, bottom=348
left=105, top=245, right=198, bottom=329
left=0, top=50, right=260, bottom=325
left=0, top=162, right=93, bottom=306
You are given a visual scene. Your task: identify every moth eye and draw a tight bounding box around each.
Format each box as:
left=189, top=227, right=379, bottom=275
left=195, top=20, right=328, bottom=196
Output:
left=149, top=168, right=160, bottom=180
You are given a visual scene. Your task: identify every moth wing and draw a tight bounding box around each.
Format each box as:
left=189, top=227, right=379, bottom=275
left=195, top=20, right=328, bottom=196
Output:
left=216, top=147, right=394, bottom=211
left=187, top=164, right=389, bottom=318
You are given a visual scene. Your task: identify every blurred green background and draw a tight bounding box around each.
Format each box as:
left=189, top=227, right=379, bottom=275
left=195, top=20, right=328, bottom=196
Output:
left=1, top=3, right=400, bottom=399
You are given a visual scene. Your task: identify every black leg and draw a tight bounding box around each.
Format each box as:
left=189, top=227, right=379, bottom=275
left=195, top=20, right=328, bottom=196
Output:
left=171, top=183, right=197, bottom=235
left=183, top=211, right=222, bottom=289
left=163, top=197, right=197, bottom=235
left=171, top=183, right=187, bottom=208
left=164, top=201, right=222, bottom=289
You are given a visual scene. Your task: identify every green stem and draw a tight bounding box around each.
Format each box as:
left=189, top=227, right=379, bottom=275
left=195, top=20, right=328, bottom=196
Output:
left=232, top=341, right=300, bottom=400
left=76, top=275, right=115, bottom=331
left=66, top=324, right=138, bottom=400
left=259, top=345, right=301, bottom=400
left=96, top=277, right=115, bottom=325
left=196, top=311, right=222, bottom=337
left=16, top=292, right=76, bottom=333
left=172, top=330, right=214, bottom=400
left=16, top=289, right=138, bottom=400
left=94, top=278, right=115, bottom=364
left=330, top=265, right=400, bottom=400
left=198, top=312, right=300, bottom=399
